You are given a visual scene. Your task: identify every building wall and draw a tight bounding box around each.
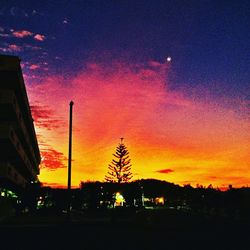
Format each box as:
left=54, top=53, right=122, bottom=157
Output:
left=0, top=55, right=41, bottom=190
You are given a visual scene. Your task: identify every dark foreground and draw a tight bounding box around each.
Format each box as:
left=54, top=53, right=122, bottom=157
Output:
left=0, top=209, right=249, bottom=250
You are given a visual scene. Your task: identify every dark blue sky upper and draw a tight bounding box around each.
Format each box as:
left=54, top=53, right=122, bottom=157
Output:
left=0, top=0, right=249, bottom=99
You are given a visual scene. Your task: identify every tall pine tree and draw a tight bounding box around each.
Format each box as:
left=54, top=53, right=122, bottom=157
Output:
left=105, top=138, right=132, bottom=183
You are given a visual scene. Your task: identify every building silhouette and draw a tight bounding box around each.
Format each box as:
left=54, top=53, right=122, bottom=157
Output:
left=0, top=55, right=40, bottom=196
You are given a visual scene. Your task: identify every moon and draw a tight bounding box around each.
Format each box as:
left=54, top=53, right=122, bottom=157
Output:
left=166, top=56, right=172, bottom=62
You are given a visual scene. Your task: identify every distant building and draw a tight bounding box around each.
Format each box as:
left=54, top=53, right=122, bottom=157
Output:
left=0, top=55, right=40, bottom=195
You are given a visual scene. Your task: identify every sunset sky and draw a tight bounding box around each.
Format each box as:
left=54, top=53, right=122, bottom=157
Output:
left=1, top=0, right=249, bottom=189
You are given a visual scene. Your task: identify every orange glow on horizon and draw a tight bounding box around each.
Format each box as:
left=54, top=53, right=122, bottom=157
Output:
left=25, top=60, right=250, bottom=189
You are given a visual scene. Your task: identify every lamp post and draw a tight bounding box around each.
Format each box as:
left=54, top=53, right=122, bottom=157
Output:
left=67, top=101, right=74, bottom=218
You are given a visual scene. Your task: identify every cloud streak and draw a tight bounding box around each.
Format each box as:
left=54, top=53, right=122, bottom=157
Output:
left=40, top=147, right=67, bottom=170
left=156, top=169, right=174, bottom=174
left=34, top=34, right=45, bottom=41
left=12, top=30, right=33, bottom=38
left=0, top=44, right=22, bottom=52
left=30, top=104, right=66, bottom=130
left=29, top=64, right=40, bottom=70
left=1, top=28, right=46, bottom=42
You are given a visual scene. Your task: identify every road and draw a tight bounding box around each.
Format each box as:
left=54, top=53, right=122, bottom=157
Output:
left=0, top=210, right=249, bottom=250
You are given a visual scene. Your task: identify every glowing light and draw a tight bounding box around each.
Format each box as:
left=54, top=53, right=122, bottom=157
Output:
left=115, top=192, right=125, bottom=207
left=166, top=56, right=172, bottom=62
left=155, top=197, right=165, bottom=205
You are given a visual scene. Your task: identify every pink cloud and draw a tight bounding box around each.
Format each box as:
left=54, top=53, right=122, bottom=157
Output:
left=30, top=104, right=66, bottom=130
left=29, top=64, right=40, bottom=70
left=1, top=44, right=23, bottom=52
left=156, top=169, right=174, bottom=174
left=148, top=60, right=163, bottom=67
left=12, top=30, right=33, bottom=38
left=32, top=134, right=67, bottom=171
left=34, top=34, right=45, bottom=41
left=40, top=147, right=67, bottom=171
left=10, top=44, right=22, bottom=51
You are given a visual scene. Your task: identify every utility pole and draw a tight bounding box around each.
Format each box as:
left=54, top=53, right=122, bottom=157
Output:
left=67, top=101, right=74, bottom=218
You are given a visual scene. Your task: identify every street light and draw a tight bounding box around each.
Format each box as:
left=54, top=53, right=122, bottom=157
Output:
left=67, top=101, right=74, bottom=218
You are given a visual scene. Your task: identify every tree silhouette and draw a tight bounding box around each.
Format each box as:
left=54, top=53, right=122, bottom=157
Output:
left=105, top=138, right=132, bottom=183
